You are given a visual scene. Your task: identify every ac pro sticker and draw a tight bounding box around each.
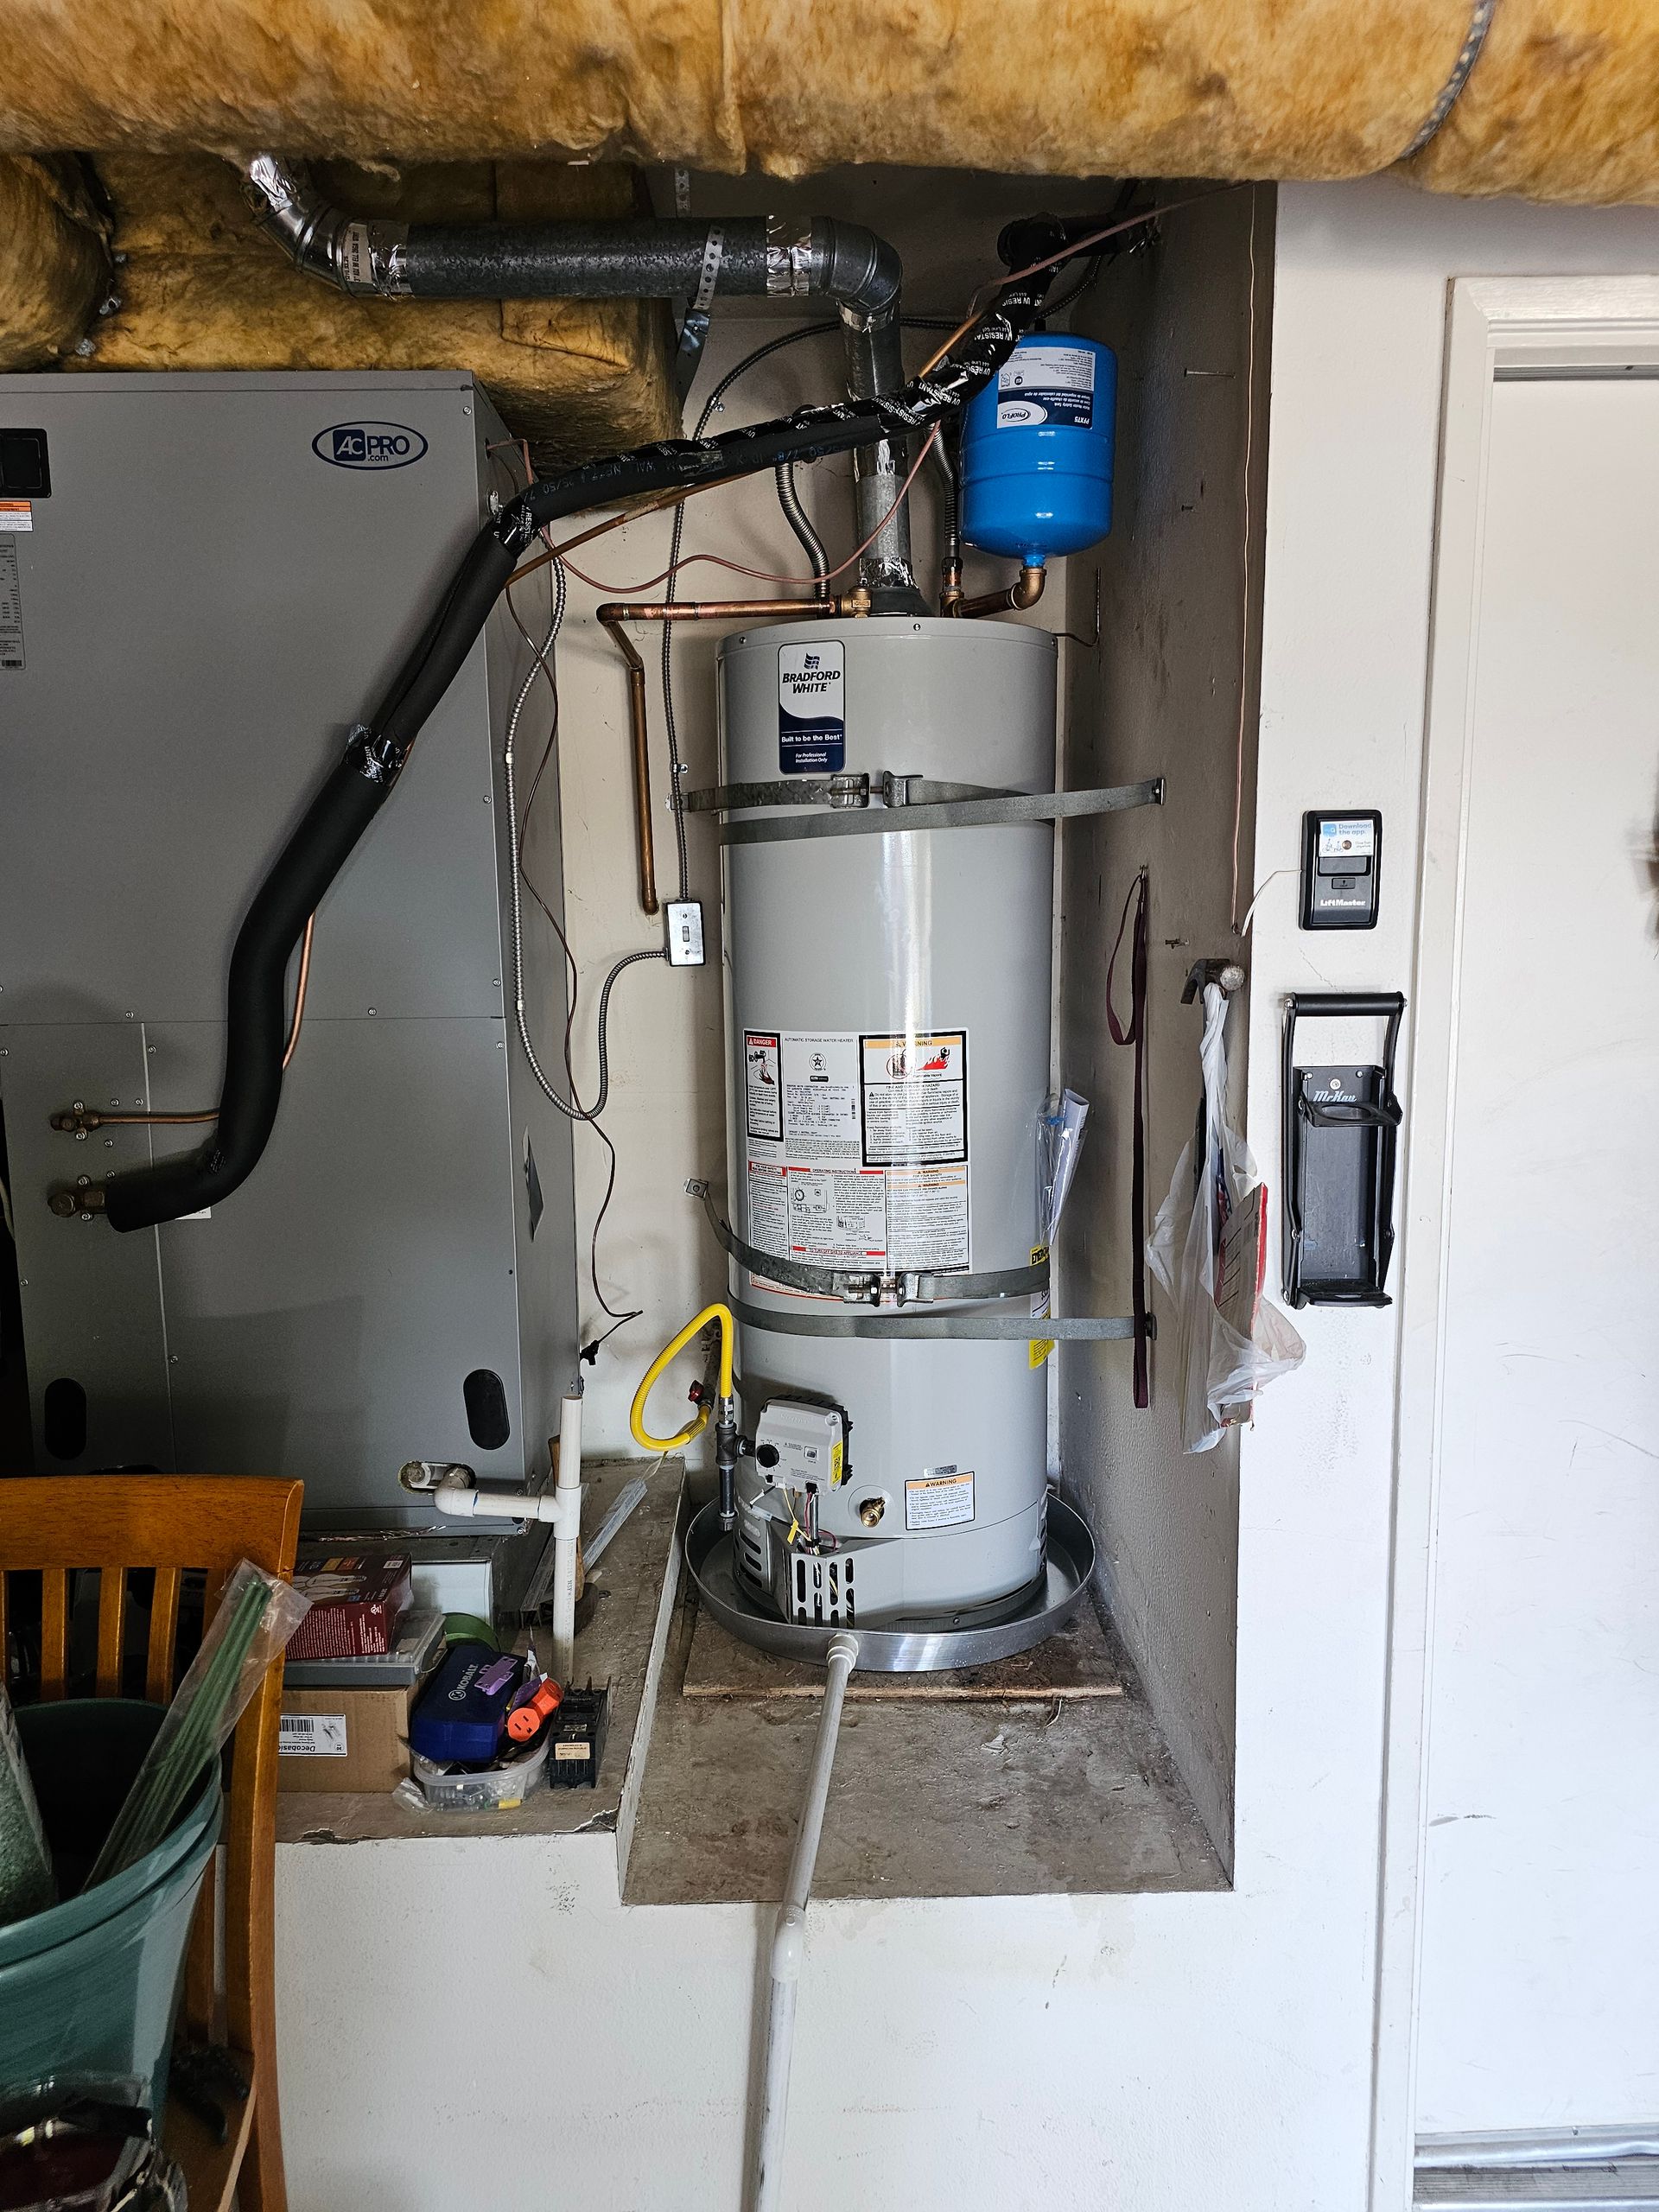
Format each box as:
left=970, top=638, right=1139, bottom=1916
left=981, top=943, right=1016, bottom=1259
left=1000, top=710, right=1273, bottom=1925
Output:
left=312, top=422, right=429, bottom=471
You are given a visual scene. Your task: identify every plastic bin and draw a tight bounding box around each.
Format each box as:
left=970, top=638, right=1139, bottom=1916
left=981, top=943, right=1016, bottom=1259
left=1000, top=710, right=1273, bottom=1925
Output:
left=406, top=1733, right=548, bottom=1812
left=0, top=1700, right=221, bottom=2123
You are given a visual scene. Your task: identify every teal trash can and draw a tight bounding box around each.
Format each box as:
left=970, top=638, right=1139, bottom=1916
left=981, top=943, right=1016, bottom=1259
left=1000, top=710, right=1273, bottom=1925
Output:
left=0, top=1699, right=222, bottom=2126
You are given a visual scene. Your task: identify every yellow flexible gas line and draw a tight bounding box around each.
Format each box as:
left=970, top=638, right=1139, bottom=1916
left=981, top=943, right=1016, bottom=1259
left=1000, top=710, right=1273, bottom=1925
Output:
left=629, top=1301, right=735, bottom=1452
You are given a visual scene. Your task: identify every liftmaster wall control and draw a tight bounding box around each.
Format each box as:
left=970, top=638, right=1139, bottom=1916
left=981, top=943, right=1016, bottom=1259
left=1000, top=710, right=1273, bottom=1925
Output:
left=1300, top=810, right=1381, bottom=931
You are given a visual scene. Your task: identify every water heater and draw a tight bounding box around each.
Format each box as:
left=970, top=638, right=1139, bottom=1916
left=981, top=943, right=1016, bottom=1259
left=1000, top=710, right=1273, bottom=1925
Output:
left=717, top=617, right=1057, bottom=1625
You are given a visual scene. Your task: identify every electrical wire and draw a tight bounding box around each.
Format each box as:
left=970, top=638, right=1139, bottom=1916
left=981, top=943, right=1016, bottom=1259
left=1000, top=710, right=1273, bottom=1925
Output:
left=556, top=429, right=938, bottom=598
left=501, top=550, right=662, bottom=1328
left=1229, top=188, right=1260, bottom=935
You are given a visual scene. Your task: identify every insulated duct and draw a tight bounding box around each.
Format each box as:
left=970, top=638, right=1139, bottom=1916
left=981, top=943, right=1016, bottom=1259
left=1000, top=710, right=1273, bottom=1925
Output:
left=77, top=237, right=1070, bottom=1235
left=244, top=154, right=916, bottom=594
left=4, top=1, right=1656, bottom=206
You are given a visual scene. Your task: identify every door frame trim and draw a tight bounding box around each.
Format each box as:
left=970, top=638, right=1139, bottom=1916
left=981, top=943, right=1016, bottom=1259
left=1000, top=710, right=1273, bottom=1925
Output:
left=1368, top=274, right=1659, bottom=2212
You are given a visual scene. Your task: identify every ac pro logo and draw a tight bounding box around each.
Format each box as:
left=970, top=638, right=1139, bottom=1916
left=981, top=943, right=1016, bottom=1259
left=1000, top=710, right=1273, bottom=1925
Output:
left=312, top=421, right=428, bottom=471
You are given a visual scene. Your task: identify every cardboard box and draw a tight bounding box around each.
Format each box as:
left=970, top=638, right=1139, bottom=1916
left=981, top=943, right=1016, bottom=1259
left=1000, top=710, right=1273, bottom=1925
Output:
left=277, top=1684, right=414, bottom=1793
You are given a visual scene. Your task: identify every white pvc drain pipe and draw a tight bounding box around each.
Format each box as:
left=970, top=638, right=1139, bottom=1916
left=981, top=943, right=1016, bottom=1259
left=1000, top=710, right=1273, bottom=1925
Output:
left=750, top=1630, right=859, bottom=2212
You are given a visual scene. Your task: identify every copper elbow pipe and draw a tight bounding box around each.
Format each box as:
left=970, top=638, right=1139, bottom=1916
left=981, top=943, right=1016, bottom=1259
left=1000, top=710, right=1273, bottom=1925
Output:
left=946, top=563, right=1047, bottom=619
left=597, top=594, right=870, bottom=921
left=597, top=611, right=659, bottom=917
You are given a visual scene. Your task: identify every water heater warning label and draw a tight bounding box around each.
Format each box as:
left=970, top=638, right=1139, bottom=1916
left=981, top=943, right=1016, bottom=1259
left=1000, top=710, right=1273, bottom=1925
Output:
left=745, top=1025, right=970, bottom=1283
left=777, top=641, right=844, bottom=773
left=906, top=1467, right=976, bottom=1530
left=996, top=343, right=1095, bottom=429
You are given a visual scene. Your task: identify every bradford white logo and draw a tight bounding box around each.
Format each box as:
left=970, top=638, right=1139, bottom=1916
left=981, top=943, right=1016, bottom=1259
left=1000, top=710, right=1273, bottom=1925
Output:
left=313, top=422, right=428, bottom=471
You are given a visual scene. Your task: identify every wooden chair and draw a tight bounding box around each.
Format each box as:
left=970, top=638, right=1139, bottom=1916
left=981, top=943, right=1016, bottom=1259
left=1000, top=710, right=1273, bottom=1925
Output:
left=0, top=1474, right=303, bottom=2212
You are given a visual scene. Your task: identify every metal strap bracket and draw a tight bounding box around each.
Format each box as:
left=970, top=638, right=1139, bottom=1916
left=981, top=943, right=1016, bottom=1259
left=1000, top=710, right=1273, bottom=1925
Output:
left=731, top=1297, right=1142, bottom=1344
left=688, top=1179, right=1046, bottom=1306
left=700, top=777, right=1166, bottom=847
left=682, top=770, right=1011, bottom=817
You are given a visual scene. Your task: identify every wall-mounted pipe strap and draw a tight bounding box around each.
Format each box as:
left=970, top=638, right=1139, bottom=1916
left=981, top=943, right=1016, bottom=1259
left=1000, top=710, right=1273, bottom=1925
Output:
left=715, top=777, right=1166, bottom=848
left=731, top=1299, right=1137, bottom=1343
left=690, top=1179, right=1046, bottom=1306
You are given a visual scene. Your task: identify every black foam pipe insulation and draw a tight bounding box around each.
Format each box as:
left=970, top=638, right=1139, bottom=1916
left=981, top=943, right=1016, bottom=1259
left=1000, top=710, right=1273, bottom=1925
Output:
left=98, top=237, right=1068, bottom=1233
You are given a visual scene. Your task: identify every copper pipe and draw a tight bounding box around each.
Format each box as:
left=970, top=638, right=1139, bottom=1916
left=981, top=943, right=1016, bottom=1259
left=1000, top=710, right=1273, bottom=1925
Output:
left=282, top=912, right=315, bottom=1071
left=52, top=911, right=317, bottom=1133
left=601, top=593, right=870, bottom=625
left=597, top=611, right=659, bottom=917
left=596, top=594, right=870, bottom=919
left=946, top=563, right=1047, bottom=620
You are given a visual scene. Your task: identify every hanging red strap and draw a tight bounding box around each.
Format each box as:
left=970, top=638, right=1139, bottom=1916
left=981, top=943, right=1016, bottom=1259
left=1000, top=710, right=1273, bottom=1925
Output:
left=1106, top=868, right=1152, bottom=1409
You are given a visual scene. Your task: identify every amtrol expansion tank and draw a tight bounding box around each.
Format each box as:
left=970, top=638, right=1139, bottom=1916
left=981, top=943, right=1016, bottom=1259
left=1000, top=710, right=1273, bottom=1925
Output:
left=718, top=617, right=1058, bottom=1625
left=961, top=334, right=1116, bottom=563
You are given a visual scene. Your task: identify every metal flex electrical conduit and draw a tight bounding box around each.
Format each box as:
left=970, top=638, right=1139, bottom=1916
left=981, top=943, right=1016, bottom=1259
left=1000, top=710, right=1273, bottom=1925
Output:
left=241, top=156, right=917, bottom=600
left=73, top=242, right=1067, bottom=1235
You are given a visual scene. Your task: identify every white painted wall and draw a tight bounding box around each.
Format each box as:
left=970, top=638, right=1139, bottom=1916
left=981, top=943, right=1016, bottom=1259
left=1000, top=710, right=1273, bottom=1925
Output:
left=1408, top=369, right=1659, bottom=2133
left=276, top=176, right=1659, bottom=2212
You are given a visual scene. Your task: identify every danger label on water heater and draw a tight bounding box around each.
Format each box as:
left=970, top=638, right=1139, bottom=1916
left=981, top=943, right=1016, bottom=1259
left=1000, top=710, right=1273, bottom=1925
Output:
left=777, top=641, right=845, bottom=773
left=745, top=1026, right=970, bottom=1287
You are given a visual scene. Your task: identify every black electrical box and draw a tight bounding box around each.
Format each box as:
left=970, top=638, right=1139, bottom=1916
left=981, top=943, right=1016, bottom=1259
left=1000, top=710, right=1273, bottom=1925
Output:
left=544, top=1683, right=607, bottom=1788
left=1300, top=809, right=1380, bottom=931
left=0, top=429, right=50, bottom=499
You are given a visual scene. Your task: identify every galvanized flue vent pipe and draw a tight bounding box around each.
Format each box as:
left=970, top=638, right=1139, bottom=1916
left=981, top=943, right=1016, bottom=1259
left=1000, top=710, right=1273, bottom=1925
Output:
left=241, top=154, right=918, bottom=601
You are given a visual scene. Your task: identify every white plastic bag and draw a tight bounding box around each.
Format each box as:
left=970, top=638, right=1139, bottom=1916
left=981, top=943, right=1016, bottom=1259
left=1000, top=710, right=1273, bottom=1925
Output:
left=1147, top=984, right=1305, bottom=1452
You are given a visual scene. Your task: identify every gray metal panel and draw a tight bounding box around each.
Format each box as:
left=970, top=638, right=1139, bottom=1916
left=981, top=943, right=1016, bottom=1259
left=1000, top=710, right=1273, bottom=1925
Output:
left=151, top=1013, right=524, bottom=1507
left=0, top=1023, right=172, bottom=1470
left=0, top=374, right=500, bottom=1024
left=0, top=372, right=578, bottom=1509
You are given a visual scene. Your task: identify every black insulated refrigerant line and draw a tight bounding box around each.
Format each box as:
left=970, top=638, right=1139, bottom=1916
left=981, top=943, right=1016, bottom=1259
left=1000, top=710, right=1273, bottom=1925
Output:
left=86, top=233, right=1070, bottom=1236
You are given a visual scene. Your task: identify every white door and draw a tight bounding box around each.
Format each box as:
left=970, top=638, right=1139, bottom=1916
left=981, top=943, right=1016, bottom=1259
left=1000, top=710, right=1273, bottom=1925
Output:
left=1413, top=368, right=1659, bottom=2133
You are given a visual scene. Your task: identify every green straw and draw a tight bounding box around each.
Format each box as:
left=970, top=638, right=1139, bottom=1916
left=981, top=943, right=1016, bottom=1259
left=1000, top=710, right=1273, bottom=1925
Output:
left=86, top=1574, right=272, bottom=1889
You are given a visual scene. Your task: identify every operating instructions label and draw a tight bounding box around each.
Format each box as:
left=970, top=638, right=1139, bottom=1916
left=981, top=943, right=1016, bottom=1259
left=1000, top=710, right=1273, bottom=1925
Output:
left=777, top=641, right=845, bottom=773
left=996, top=342, right=1096, bottom=429
left=745, top=1025, right=970, bottom=1286
left=0, top=542, right=22, bottom=671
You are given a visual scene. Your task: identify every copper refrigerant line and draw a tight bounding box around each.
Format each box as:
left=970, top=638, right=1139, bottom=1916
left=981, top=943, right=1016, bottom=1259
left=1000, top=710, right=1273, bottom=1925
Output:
left=48, top=914, right=316, bottom=1147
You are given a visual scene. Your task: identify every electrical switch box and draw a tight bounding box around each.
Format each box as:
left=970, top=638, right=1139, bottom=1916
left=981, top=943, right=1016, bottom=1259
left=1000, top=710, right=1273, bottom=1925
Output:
left=665, top=899, right=705, bottom=966
left=1301, top=810, right=1381, bottom=931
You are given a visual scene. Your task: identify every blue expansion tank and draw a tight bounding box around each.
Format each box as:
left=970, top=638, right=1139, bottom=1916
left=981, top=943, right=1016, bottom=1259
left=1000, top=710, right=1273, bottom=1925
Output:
left=961, top=334, right=1116, bottom=564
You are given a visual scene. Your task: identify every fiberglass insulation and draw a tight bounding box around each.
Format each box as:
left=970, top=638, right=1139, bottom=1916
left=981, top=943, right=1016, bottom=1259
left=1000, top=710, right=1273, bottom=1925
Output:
left=0, top=156, right=109, bottom=368
left=1, top=0, right=1656, bottom=201
left=70, top=156, right=679, bottom=463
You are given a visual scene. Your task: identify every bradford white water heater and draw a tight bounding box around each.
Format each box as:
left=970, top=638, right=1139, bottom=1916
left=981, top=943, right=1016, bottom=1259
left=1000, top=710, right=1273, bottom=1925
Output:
left=715, top=616, right=1058, bottom=1625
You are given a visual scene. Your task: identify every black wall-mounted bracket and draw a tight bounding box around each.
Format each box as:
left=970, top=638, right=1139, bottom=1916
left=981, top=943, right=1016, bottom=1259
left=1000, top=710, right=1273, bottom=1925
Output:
left=1281, top=991, right=1405, bottom=1309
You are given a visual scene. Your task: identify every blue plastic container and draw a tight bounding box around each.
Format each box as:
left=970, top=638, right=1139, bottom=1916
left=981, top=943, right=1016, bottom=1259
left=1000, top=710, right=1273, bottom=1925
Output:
left=410, top=1643, right=524, bottom=1764
left=961, top=334, right=1116, bottom=563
